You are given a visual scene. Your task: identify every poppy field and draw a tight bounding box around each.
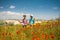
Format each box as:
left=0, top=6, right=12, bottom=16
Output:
left=0, top=20, right=60, bottom=40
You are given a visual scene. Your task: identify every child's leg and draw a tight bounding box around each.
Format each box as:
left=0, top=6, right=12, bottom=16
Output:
left=30, top=24, right=33, bottom=28
left=23, top=25, right=24, bottom=28
left=23, top=25, right=27, bottom=28
left=25, top=25, right=27, bottom=27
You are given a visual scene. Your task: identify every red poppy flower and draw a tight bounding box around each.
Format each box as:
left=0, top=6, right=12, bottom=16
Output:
left=9, top=32, right=13, bottom=37
left=42, top=33, right=45, bottom=39
left=36, top=23, right=41, bottom=28
left=50, top=34, right=55, bottom=39
left=44, top=25, right=47, bottom=28
left=16, top=30, right=21, bottom=35
left=32, top=35, right=40, bottom=40
left=32, top=32, right=35, bottom=35
left=45, top=34, right=49, bottom=40
left=2, top=32, right=7, bottom=37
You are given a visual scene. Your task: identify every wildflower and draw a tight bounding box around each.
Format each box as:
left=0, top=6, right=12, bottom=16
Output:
left=44, top=25, right=47, bottom=28
left=9, top=32, right=13, bottom=37
left=32, top=35, right=40, bottom=40
left=45, top=34, right=49, bottom=40
left=42, top=33, right=45, bottom=40
left=36, top=23, right=41, bottom=28
left=50, top=34, right=55, bottom=39
left=26, top=26, right=31, bottom=29
left=16, top=30, right=21, bottom=35
left=2, top=32, right=7, bottom=37
left=33, top=23, right=36, bottom=27
left=32, top=32, right=35, bottom=35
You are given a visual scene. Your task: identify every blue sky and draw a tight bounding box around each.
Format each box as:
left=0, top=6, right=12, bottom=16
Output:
left=0, top=0, right=60, bottom=20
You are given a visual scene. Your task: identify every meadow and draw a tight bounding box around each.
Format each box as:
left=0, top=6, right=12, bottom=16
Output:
left=0, top=20, right=60, bottom=40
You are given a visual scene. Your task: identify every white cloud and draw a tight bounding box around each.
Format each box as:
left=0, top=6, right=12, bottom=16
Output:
left=10, top=5, right=15, bottom=9
left=0, top=6, right=4, bottom=8
left=0, top=11, right=33, bottom=19
left=52, top=7, right=58, bottom=10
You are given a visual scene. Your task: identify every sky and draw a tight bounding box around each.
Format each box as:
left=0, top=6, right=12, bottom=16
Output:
left=0, top=0, right=60, bottom=20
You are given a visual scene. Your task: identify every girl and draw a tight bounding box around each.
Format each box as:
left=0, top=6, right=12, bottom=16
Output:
left=22, top=15, right=28, bottom=28
left=29, top=15, right=35, bottom=27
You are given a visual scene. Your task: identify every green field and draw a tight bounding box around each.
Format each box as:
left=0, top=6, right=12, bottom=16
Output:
left=0, top=20, right=60, bottom=40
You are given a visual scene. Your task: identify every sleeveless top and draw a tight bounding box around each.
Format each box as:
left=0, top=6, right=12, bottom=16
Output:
left=29, top=18, right=34, bottom=25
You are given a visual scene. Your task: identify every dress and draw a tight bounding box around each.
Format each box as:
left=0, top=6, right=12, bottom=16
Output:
left=29, top=18, right=34, bottom=25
